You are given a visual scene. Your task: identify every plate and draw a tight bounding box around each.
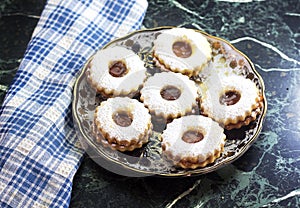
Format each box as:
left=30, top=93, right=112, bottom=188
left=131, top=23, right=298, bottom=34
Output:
left=72, top=26, right=267, bottom=177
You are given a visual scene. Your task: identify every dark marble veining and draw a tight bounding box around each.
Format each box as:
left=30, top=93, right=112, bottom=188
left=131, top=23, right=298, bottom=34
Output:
left=1, top=0, right=299, bottom=207
left=0, top=0, right=46, bottom=104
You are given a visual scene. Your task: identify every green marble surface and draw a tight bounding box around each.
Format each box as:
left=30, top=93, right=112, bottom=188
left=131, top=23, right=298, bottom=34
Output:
left=1, top=0, right=300, bottom=207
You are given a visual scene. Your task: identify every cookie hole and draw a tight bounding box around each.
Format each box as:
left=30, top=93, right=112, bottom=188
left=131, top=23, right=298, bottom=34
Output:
left=172, top=40, right=192, bottom=58
left=112, top=110, right=133, bottom=127
left=219, top=90, right=241, bottom=106
left=109, top=60, right=128, bottom=77
left=160, top=85, right=182, bottom=101
left=182, top=130, right=204, bottom=144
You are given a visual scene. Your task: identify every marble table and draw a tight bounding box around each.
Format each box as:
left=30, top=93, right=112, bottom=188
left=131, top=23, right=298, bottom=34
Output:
left=1, top=0, right=299, bottom=207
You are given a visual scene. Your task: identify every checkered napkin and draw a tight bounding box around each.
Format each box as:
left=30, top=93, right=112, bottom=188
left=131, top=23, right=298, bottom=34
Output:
left=0, top=0, right=147, bottom=207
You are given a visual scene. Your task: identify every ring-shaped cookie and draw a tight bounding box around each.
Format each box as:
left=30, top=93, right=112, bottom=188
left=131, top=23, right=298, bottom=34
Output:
left=200, top=75, right=263, bottom=129
left=153, top=28, right=212, bottom=76
left=94, top=97, right=152, bottom=151
left=161, top=115, right=226, bottom=169
left=140, top=72, right=198, bottom=119
left=87, top=46, right=147, bottom=97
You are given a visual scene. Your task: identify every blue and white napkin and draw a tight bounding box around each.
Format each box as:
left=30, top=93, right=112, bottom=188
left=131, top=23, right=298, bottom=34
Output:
left=0, top=0, right=148, bottom=207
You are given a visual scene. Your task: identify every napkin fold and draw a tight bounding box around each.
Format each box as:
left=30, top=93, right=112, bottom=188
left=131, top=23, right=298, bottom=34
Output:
left=0, top=0, right=148, bottom=207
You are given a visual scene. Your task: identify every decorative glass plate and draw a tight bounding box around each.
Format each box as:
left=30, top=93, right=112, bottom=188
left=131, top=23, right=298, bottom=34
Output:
left=72, top=26, right=267, bottom=177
